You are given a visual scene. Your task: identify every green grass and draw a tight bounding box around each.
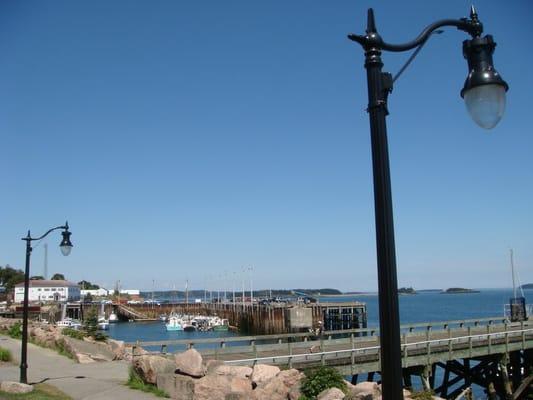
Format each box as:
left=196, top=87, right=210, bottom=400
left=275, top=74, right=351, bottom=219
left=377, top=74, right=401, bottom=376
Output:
left=0, top=346, right=12, bottom=362
left=61, top=328, right=85, bottom=340
left=411, top=390, right=436, bottom=400
left=0, top=383, right=72, bottom=400
left=7, top=322, right=22, bottom=339
left=126, top=367, right=169, bottom=398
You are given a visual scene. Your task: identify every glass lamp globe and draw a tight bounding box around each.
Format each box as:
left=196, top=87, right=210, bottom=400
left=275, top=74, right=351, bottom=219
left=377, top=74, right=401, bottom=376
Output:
left=60, top=244, right=72, bottom=256
left=464, top=84, right=506, bottom=130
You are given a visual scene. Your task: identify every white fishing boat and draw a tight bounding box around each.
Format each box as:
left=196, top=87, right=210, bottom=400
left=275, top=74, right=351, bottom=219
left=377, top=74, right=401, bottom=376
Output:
left=109, top=312, right=118, bottom=323
left=56, top=318, right=82, bottom=330
left=165, top=312, right=183, bottom=331
left=97, top=316, right=109, bottom=330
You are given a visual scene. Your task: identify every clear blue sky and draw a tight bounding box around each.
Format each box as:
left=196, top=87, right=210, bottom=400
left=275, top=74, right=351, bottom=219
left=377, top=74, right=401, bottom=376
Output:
left=1, top=0, right=532, bottom=292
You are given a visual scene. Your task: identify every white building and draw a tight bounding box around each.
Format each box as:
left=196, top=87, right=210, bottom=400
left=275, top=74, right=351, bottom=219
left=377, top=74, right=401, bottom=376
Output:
left=119, top=289, right=140, bottom=296
left=14, top=280, right=80, bottom=303
left=80, top=288, right=109, bottom=297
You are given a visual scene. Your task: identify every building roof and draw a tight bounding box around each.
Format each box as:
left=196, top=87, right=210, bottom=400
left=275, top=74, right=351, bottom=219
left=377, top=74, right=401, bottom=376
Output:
left=15, top=280, right=79, bottom=288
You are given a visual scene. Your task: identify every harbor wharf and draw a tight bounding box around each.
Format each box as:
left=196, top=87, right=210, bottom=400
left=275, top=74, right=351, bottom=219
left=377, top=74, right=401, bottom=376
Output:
left=129, top=317, right=533, bottom=399
left=106, top=301, right=368, bottom=335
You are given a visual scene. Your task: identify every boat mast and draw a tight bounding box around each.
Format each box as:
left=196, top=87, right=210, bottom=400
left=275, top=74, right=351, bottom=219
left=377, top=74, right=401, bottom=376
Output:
left=510, top=249, right=517, bottom=299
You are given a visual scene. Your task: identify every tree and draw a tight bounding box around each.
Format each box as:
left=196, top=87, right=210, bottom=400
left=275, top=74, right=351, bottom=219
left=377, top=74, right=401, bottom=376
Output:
left=83, top=293, right=93, bottom=303
left=0, top=265, right=25, bottom=291
left=77, top=280, right=100, bottom=290
left=51, top=273, right=65, bottom=280
left=83, top=308, right=98, bottom=337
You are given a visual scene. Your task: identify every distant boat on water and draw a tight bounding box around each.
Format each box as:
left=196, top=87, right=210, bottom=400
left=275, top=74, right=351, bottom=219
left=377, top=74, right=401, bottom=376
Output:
left=165, top=311, right=183, bottom=331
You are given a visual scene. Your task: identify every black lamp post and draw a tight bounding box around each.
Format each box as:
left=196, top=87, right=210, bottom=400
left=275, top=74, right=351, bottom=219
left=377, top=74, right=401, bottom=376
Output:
left=20, top=222, right=73, bottom=384
left=348, top=7, right=507, bottom=399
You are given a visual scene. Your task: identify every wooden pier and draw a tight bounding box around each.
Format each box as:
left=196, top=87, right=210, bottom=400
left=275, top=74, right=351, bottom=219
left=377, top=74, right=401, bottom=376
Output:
left=130, top=317, right=533, bottom=399
left=111, top=301, right=367, bottom=334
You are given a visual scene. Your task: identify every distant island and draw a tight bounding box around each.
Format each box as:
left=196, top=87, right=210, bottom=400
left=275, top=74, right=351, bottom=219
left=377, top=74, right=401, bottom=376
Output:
left=443, top=287, right=480, bottom=294
left=398, top=287, right=416, bottom=295
left=521, top=283, right=533, bottom=290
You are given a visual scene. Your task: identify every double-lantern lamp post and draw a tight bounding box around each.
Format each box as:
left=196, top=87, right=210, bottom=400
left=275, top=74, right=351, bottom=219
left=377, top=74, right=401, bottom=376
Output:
left=20, top=222, right=73, bottom=384
left=348, top=7, right=507, bottom=399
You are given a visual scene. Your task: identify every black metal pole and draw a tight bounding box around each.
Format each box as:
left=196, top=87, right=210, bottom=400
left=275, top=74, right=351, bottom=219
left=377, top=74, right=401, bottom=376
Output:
left=20, top=232, right=32, bottom=384
left=362, top=11, right=403, bottom=400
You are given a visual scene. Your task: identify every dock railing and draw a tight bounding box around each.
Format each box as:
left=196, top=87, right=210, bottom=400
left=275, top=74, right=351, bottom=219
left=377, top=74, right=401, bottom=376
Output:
left=129, top=316, right=525, bottom=356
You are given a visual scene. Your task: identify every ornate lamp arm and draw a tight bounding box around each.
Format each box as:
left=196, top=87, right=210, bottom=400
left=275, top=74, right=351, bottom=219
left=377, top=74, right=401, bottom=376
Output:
left=348, top=6, right=483, bottom=52
left=22, top=222, right=69, bottom=242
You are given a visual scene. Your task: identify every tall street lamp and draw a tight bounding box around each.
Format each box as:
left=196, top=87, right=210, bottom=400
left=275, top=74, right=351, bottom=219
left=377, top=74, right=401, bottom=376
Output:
left=348, top=7, right=507, bottom=399
left=20, top=222, right=73, bottom=384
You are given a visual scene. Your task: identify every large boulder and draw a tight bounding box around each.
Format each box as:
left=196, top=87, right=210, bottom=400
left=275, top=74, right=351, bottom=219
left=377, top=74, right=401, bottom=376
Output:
left=212, top=364, right=253, bottom=379
left=252, top=375, right=289, bottom=400
left=134, top=355, right=176, bottom=384
left=175, top=349, right=204, bottom=378
left=317, top=387, right=346, bottom=400
left=250, top=364, right=280, bottom=386
left=278, top=369, right=304, bottom=400
left=106, top=338, right=126, bottom=360
left=156, top=373, right=196, bottom=400
left=252, top=368, right=304, bottom=400
left=348, top=381, right=380, bottom=399
left=193, top=374, right=253, bottom=400
left=0, top=381, right=34, bottom=394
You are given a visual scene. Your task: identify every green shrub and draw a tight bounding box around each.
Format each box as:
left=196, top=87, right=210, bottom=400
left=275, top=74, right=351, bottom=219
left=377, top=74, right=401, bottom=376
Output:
left=126, top=367, right=169, bottom=398
left=7, top=321, right=22, bottom=339
left=300, top=366, right=347, bottom=399
left=62, top=327, right=85, bottom=340
left=93, top=331, right=108, bottom=342
left=0, top=346, right=12, bottom=361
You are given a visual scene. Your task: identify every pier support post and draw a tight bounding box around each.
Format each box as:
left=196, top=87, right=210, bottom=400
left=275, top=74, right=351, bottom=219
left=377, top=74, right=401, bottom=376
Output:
left=421, top=365, right=431, bottom=391
left=499, top=354, right=513, bottom=400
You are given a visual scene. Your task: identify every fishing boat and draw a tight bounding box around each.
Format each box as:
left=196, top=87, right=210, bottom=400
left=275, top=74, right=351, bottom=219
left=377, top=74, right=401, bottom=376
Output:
left=211, top=317, right=229, bottom=331
left=165, top=312, right=183, bottom=331
left=109, top=312, right=118, bottom=323
left=56, top=318, right=82, bottom=330
left=97, top=316, right=109, bottom=330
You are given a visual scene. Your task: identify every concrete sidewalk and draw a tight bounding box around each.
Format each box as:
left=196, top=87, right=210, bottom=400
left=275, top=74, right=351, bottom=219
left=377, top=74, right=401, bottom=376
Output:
left=0, top=335, right=159, bottom=399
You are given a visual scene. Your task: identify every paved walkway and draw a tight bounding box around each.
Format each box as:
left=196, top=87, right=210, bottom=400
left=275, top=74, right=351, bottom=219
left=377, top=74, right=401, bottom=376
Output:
left=0, top=335, right=159, bottom=400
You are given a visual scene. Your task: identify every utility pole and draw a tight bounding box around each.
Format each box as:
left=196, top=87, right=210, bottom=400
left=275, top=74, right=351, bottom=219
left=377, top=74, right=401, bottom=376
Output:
left=43, top=243, right=48, bottom=280
left=249, top=266, right=253, bottom=308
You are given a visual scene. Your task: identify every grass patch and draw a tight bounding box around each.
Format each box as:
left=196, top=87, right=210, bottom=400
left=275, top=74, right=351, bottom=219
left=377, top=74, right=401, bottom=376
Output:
left=126, top=367, right=169, bottom=398
left=54, top=339, right=74, bottom=360
left=0, top=383, right=72, bottom=400
left=0, top=346, right=12, bottom=362
left=411, top=390, right=436, bottom=400
left=61, top=328, right=85, bottom=340
left=7, top=322, right=22, bottom=339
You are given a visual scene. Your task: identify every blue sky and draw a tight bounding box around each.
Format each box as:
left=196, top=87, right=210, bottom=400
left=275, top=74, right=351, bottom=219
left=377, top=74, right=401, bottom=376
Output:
left=1, top=0, right=532, bottom=292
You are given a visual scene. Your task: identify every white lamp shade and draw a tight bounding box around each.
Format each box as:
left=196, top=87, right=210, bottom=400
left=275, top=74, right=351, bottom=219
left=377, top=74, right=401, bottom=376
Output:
left=464, top=84, right=506, bottom=129
left=60, top=244, right=72, bottom=256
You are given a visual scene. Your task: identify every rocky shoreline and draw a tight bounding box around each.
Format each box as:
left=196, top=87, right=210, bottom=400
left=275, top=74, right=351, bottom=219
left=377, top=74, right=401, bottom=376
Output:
left=0, top=317, right=130, bottom=363
left=132, top=347, right=444, bottom=400
left=0, top=317, right=445, bottom=399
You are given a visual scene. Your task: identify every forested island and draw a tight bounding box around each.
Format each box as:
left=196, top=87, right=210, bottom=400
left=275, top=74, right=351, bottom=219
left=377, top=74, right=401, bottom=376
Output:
left=398, top=287, right=417, bottom=294
left=443, top=287, right=480, bottom=294
left=521, top=283, right=533, bottom=290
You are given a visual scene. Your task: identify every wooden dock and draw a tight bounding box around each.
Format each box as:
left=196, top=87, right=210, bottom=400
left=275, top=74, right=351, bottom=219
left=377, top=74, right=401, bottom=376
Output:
left=112, top=301, right=367, bottom=334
